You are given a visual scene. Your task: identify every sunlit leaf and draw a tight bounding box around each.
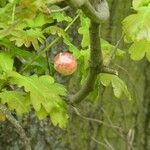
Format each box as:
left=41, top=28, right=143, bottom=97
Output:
left=129, top=40, right=150, bottom=61
left=0, top=91, right=30, bottom=115
left=36, top=106, right=47, bottom=120
left=7, top=71, right=68, bottom=128
left=132, top=0, right=150, bottom=10
left=122, top=6, right=150, bottom=42
left=0, top=52, right=13, bottom=72
left=10, top=29, right=45, bottom=50
left=78, top=14, right=90, bottom=48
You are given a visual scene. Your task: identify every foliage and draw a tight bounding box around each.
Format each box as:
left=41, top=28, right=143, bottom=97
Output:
left=0, top=0, right=147, bottom=129
left=0, top=51, right=68, bottom=128
left=122, top=0, right=150, bottom=61
left=99, top=73, right=131, bottom=100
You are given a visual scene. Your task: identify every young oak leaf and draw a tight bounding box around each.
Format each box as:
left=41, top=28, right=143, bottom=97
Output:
left=43, top=26, right=80, bottom=58
left=10, top=28, right=45, bottom=50
left=122, top=5, right=150, bottom=42
left=51, top=12, right=72, bottom=23
left=99, top=73, right=132, bottom=100
left=129, top=40, right=150, bottom=61
left=36, top=106, right=48, bottom=120
left=132, top=0, right=150, bottom=10
left=0, top=91, right=30, bottom=115
left=7, top=71, right=68, bottom=128
left=0, top=38, right=47, bottom=70
left=78, top=13, right=90, bottom=48
left=50, top=106, right=68, bottom=128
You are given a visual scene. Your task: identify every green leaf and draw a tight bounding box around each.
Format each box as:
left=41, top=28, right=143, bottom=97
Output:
left=63, top=36, right=80, bottom=58
left=7, top=71, right=68, bottom=128
left=0, top=3, right=13, bottom=23
left=50, top=107, right=68, bottom=128
left=0, top=23, right=18, bottom=39
left=129, top=40, right=150, bottom=61
left=78, top=14, right=90, bottom=48
left=122, top=6, right=150, bottom=42
left=88, top=89, right=99, bottom=102
left=10, top=28, right=45, bottom=50
left=24, top=13, right=54, bottom=28
left=0, top=74, right=8, bottom=89
left=36, top=106, right=47, bottom=120
left=0, top=91, right=30, bottom=115
left=51, top=13, right=72, bottom=23
left=101, top=39, right=125, bottom=65
left=100, top=74, right=112, bottom=86
left=43, top=26, right=80, bottom=58
left=0, top=38, right=47, bottom=69
left=43, top=26, right=66, bottom=37
left=101, top=39, right=124, bottom=55
left=99, top=73, right=132, bottom=100
left=18, top=0, right=37, bottom=19
left=0, top=52, right=13, bottom=72
left=133, top=0, right=150, bottom=10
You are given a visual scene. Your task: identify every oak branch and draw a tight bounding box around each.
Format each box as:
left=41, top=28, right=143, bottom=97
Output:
left=66, top=0, right=110, bottom=104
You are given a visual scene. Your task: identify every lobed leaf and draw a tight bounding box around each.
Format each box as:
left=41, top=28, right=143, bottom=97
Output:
left=132, top=0, right=150, bottom=10
left=7, top=71, right=68, bottom=128
left=78, top=14, right=90, bottom=48
left=129, top=40, right=150, bottom=61
left=10, top=29, right=45, bottom=50
left=0, top=91, right=30, bottom=115
left=122, top=6, right=150, bottom=43
left=99, top=73, right=132, bottom=100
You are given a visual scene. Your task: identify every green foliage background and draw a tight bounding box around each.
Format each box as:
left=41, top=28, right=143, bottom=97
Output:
left=0, top=0, right=150, bottom=150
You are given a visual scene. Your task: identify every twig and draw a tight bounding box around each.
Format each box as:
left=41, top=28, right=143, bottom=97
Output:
left=50, top=6, right=70, bottom=13
left=73, top=106, right=134, bottom=149
left=73, top=106, right=122, bottom=130
left=0, top=104, right=31, bottom=150
left=12, top=3, right=16, bottom=23
left=67, top=0, right=109, bottom=23
left=91, top=137, right=111, bottom=150
left=89, top=86, right=106, bottom=149
left=46, top=51, right=51, bottom=74
left=105, top=34, right=124, bottom=66
left=101, top=108, right=119, bottom=129
left=101, top=108, right=127, bottom=139
left=104, top=139, right=115, bottom=150
left=21, top=14, right=79, bottom=72
left=127, top=129, right=135, bottom=150
left=102, top=108, right=134, bottom=150
left=101, top=66, right=118, bottom=75
left=67, top=0, right=110, bottom=104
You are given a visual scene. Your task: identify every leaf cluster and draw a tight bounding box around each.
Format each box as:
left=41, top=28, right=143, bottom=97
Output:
left=0, top=52, right=68, bottom=128
left=122, top=0, right=150, bottom=61
left=0, top=0, right=133, bottom=127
